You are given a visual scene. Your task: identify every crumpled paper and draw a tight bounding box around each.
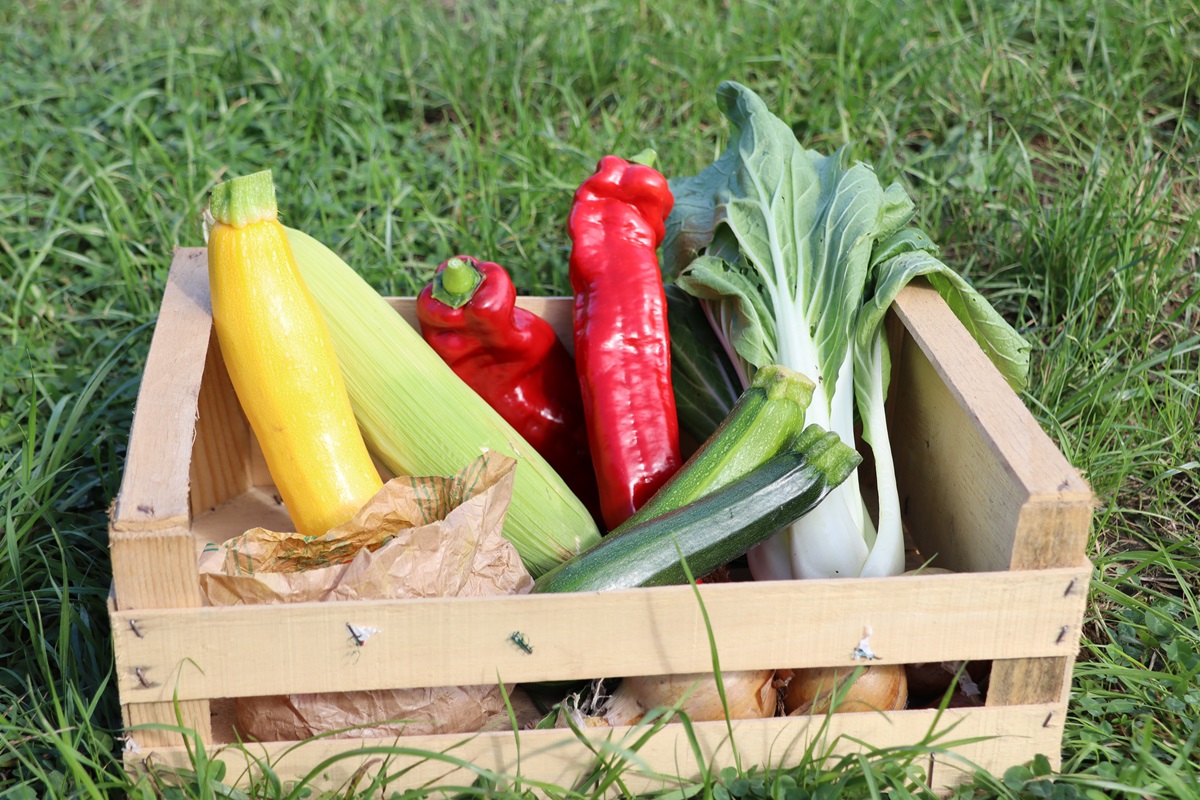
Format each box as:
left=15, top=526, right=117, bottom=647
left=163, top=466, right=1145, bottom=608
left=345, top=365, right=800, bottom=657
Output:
left=198, top=451, right=533, bottom=740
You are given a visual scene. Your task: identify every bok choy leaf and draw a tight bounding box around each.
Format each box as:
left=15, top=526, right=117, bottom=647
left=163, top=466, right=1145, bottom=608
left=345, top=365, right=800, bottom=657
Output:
left=663, top=81, right=1030, bottom=580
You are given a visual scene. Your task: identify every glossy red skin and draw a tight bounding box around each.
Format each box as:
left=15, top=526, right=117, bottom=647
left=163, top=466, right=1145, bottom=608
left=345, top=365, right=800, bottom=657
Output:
left=568, top=155, right=681, bottom=530
left=417, top=256, right=601, bottom=519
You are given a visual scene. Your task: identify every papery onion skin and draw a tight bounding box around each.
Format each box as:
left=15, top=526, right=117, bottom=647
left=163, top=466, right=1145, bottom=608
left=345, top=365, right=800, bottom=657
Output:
left=778, top=664, right=908, bottom=715
left=603, top=670, right=778, bottom=726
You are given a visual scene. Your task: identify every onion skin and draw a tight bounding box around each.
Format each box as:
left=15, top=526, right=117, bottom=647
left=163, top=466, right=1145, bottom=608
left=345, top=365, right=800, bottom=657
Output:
left=603, top=670, right=778, bottom=726
left=779, top=665, right=908, bottom=715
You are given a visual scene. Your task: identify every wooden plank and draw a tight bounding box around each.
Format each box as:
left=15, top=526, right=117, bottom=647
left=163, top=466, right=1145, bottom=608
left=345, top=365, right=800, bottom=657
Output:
left=111, top=565, right=1089, bottom=703
left=889, top=279, right=1093, bottom=570
left=129, top=703, right=1063, bottom=796
left=109, top=247, right=213, bottom=747
left=111, top=247, right=212, bottom=531
left=988, top=656, right=1076, bottom=709
left=889, top=341, right=1028, bottom=572
left=190, top=486, right=294, bottom=550
left=189, top=335, right=254, bottom=517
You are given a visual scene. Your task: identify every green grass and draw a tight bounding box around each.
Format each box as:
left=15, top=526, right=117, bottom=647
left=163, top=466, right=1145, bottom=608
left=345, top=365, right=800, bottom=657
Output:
left=2, top=0, right=1197, bottom=797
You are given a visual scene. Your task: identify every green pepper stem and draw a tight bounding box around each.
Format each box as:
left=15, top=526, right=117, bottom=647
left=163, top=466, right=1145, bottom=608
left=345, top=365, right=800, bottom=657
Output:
left=628, top=148, right=658, bottom=168
left=431, top=257, right=484, bottom=308
left=209, top=170, right=277, bottom=227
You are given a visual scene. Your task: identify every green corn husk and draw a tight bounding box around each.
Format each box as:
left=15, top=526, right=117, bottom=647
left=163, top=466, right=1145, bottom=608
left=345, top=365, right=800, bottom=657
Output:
left=285, top=227, right=601, bottom=577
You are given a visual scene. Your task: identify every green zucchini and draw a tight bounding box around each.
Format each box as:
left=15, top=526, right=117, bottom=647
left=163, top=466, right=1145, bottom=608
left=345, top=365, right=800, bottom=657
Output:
left=625, top=363, right=815, bottom=528
left=532, top=425, right=860, bottom=593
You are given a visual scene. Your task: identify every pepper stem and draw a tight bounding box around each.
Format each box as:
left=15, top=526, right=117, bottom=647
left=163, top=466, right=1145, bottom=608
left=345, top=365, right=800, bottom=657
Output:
left=628, top=148, right=658, bottom=168
left=431, top=257, right=484, bottom=308
left=209, top=170, right=278, bottom=228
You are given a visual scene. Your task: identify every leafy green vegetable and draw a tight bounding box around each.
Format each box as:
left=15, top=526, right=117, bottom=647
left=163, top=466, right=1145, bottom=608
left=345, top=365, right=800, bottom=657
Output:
left=665, top=283, right=746, bottom=442
left=663, top=81, right=1030, bottom=580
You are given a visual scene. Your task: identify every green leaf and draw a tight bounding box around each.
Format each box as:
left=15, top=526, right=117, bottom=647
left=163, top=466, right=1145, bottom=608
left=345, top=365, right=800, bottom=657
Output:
left=672, top=81, right=895, bottom=415
left=665, top=284, right=745, bottom=441
left=667, top=80, right=1033, bottom=582
left=1028, top=780, right=1055, bottom=798
left=663, top=124, right=743, bottom=278
left=677, top=254, right=777, bottom=372
left=1003, top=764, right=1034, bottom=789
left=859, top=248, right=1031, bottom=392
left=1146, top=611, right=1175, bottom=639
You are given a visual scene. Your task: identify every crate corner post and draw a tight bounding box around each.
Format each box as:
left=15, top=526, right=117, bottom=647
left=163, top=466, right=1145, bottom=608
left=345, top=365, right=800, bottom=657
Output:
left=109, top=247, right=223, bottom=752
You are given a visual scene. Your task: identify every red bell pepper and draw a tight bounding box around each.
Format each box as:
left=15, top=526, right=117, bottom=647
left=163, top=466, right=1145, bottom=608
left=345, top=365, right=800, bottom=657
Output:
left=416, top=255, right=601, bottom=519
left=567, top=150, right=681, bottom=530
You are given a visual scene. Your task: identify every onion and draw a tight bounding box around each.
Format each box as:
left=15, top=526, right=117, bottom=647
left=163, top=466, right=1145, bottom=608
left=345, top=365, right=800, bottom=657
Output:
left=778, top=664, right=907, bottom=715
left=602, top=670, right=778, bottom=726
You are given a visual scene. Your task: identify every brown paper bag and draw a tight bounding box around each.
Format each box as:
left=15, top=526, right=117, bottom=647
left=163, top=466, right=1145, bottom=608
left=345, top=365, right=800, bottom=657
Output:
left=198, top=451, right=533, bottom=740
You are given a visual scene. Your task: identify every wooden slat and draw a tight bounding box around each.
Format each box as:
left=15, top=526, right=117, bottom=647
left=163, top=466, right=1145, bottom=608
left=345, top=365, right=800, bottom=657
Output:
left=129, top=703, right=1064, bottom=796
left=111, top=565, right=1089, bottom=703
left=988, top=654, right=1077, bottom=709
left=889, top=341, right=1028, bottom=573
left=109, top=248, right=213, bottom=747
left=190, top=486, right=294, bottom=549
left=111, top=248, right=212, bottom=531
left=990, top=511, right=1091, bottom=707
left=189, top=335, right=254, bottom=517
left=889, top=279, right=1093, bottom=570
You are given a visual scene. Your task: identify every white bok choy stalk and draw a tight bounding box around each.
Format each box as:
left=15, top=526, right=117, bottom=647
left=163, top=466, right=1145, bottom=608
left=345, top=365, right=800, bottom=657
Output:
left=663, top=82, right=1030, bottom=580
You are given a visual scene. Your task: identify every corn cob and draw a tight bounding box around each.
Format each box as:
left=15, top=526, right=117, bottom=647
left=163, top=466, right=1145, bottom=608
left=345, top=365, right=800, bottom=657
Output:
left=285, top=227, right=601, bottom=576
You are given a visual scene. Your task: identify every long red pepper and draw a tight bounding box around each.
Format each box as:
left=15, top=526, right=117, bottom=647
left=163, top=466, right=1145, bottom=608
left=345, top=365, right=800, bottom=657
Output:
left=567, top=150, right=681, bottom=530
left=416, top=255, right=601, bottom=518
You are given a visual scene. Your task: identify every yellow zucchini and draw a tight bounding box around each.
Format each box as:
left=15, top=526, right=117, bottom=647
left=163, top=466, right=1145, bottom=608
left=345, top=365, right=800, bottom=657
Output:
left=206, top=170, right=383, bottom=537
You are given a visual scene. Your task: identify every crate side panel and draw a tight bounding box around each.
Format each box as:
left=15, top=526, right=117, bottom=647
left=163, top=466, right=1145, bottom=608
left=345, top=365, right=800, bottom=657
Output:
left=111, top=567, right=1089, bottom=703
left=191, top=486, right=295, bottom=550
left=110, top=248, right=213, bottom=746
left=112, top=248, right=211, bottom=531
left=1011, top=500, right=1096, bottom=572
left=988, top=655, right=1076, bottom=708
left=889, top=281, right=1092, bottom=712
left=890, top=280, right=1092, bottom=570
left=890, top=338, right=1025, bottom=572
left=988, top=518, right=1090, bottom=707
left=189, top=335, right=254, bottom=517
left=132, top=704, right=1062, bottom=796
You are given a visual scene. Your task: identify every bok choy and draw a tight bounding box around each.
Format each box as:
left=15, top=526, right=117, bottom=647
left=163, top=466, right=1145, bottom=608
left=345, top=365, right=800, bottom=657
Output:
left=663, top=82, right=1030, bottom=580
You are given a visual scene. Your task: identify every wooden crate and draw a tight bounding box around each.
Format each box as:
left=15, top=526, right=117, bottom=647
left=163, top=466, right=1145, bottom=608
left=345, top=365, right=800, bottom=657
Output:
left=109, top=248, right=1093, bottom=794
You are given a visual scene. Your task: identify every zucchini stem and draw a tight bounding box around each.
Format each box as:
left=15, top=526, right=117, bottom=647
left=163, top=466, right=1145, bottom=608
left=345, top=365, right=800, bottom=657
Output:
left=209, top=170, right=278, bottom=228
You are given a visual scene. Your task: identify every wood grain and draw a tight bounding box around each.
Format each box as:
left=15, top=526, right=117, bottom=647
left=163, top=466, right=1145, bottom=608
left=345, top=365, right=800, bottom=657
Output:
left=189, top=335, right=253, bottom=517
left=889, top=279, right=1093, bottom=570
left=111, top=248, right=211, bottom=532
left=889, top=279, right=1094, bottom=708
left=111, top=564, right=1089, bottom=703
